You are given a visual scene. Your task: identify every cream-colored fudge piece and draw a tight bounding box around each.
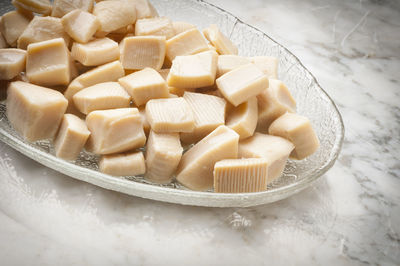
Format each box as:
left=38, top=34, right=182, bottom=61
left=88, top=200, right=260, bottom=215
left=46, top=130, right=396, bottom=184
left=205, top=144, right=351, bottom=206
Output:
left=71, top=38, right=119, bottom=66
left=100, top=151, right=146, bottom=176
left=268, top=113, right=320, bottom=160
left=0, top=33, right=8, bottom=49
left=180, top=92, right=226, bottom=144
left=73, top=82, right=131, bottom=114
left=158, top=68, right=170, bottom=80
left=249, top=56, right=278, bottom=79
left=64, top=60, right=125, bottom=101
left=238, top=133, right=294, bottom=183
left=166, top=28, right=209, bottom=61
left=176, top=125, right=239, bottom=191
left=18, top=16, right=71, bottom=50
left=0, top=11, right=31, bottom=47
left=0, top=49, right=26, bottom=80
left=171, top=21, right=195, bottom=35
left=256, top=79, right=296, bottom=132
left=216, top=63, right=268, bottom=107
left=167, top=50, right=217, bottom=89
left=135, top=17, right=175, bottom=39
left=93, top=1, right=136, bottom=34
left=86, top=108, right=146, bottom=154
left=61, top=10, right=100, bottom=44
left=120, top=36, right=165, bottom=70
left=226, top=97, right=257, bottom=140
left=54, top=114, right=90, bottom=160
left=138, top=106, right=150, bottom=136
left=217, top=55, right=250, bottom=77
left=203, top=24, right=238, bottom=55
left=6, top=81, right=68, bottom=141
left=12, top=0, right=52, bottom=15
left=52, top=0, right=94, bottom=18
left=26, top=38, right=73, bottom=87
left=213, top=158, right=268, bottom=193
left=118, top=67, right=169, bottom=106
left=10, top=0, right=35, bottom=18
left=145, top=98, right=194, bottom=133
left=145, top=131, right=183, bottom=183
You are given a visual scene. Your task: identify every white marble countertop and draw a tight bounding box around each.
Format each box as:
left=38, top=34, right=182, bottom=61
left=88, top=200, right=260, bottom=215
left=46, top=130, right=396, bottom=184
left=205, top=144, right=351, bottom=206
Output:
left=1, top=0, right=399, bottom=265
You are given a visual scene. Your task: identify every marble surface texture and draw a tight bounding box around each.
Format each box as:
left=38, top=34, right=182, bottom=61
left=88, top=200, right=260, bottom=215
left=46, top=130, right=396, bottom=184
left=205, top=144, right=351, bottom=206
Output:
left=1, top=0, right=399, bottom=265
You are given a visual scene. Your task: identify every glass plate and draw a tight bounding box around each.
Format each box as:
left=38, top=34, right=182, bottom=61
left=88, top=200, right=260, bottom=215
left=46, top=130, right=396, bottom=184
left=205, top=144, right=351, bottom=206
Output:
left=0, top=0, right=344, bottom=207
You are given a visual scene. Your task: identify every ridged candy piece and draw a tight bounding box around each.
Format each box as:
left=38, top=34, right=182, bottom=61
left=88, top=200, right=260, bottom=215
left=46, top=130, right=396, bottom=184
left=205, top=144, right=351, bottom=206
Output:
left=176, top=125, right=239, bottom=191
left=0, top=48, right=26, bottom=80
left=256, top=79, right=296, bottom=132
left=216, top=63, right=268, bottom=106
left=26, top=38, right=73, bottom=87
left=166, top=28, right=209, bottom=61
left=18, top=16, right=71, bottom=50
left=269, top=113, right=320, bottom=160
left=135, top=17, right=175, bottom=39
left=61, top=10, right=100, bottom=44
left=145, top=131, right=183, bottom=183
left=11, top=0, right=52, bottom=15
left=54, top=114, right=91, bottom=160
left=167, top=50, right=218, bottom=89
left=145, top=97, right=194, bottom=133
left=213, top=158, right=268, bottom=193
left=249, top=56, right=278, bottom=79
left=217, top=55, right=250, bottom=77
left=0, top=11, right=31, bottom=47
left=226, top=97, right=258, bottom=140
left=6, top=81, right=68, bottom=141
left=171, top=21, right=195, bottom=36
left=180, top=91, right=226, bottom=144
left=71, top=38, right=119, bottom=66
left=238, top=133, right=294, bottom=183
left=118, top=67, right=169, bottom=106
left=203, top=24, right=238, bottom=55
left=52, top=0, right=94, bottom=18
left=73, top=82, right=131, bottom=114
left=93, top=1, right=136, bottom=33
left=120, top=36, right=166, bottom=70
left=99, top=151, right=146, bottom=176
left=86, top=108, right=146, bottom=155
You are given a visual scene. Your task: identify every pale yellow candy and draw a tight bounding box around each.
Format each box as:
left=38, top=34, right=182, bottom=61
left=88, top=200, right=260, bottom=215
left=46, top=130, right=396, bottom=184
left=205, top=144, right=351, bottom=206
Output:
left=73, top=82, right=131, bottom=114
left=226, top=97, right=258, bottom=140
left=249, top=56, right=278, bottom=79
left=71, top=38, right=119, bottom=66
left=120, top=36, right=166, bottom=70
left=61, top=10, right=100, bottom=44
left=213, top=158, right=268, bottom=193
left=54, top=114, right=91, bottom=160
left=269, top=113, right=320, bottom=160
left=93, top=1, right=137, bottom=33
left=145, top=131, right=183, bottom=183
left=86, top=108, right=146, bottom=155
left=10, top=0, right=35, bottom=18
left=113, top=0, right=153, bottom=19
left=217, top=55, right=250, bottom=77
left=238, top=133, right=294, bottom=183
left=171, top=21, right=195, bottom=36
left=176, top=125, right=239, bottom=191
left=99, top=151, right=146, bottom=176
left=216, top=63, right=268, bottom=106
left=0, top=49, right=26, bottom=80
left=0, top=11, right=31, bottom=47
left=26, top=38, right=73, bottom=87
left=203, top=24, right=238, bottom=55
left=11, top=0, right=52, bottom=15
left=18, top=16, right=71, bottom=50
left=167, top=50, right=218, bottom=89
left=180, top=91, right=226, bottom=144
left=135, top=17, right=175, bottom=39
left=118, top=67, right=169, bottom=106
left=145, top=97, right=194, bottom=133
left=6, top=81, right=68, bottom=141
left=52, top=0, right=94, bottom=18
left=166, top=28, right=209, bottom=61
left=256, top=79, right=296, bottom=132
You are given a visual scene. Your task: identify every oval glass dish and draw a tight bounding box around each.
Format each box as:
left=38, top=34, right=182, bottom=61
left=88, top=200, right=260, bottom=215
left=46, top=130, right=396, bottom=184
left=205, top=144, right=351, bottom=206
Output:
left=0, top=0, right=344, bottom=207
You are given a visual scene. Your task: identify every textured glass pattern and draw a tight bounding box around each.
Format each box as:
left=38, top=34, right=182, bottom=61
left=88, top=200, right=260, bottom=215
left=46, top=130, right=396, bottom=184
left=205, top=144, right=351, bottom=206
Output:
left=0, top=0, right=344, bottom=207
